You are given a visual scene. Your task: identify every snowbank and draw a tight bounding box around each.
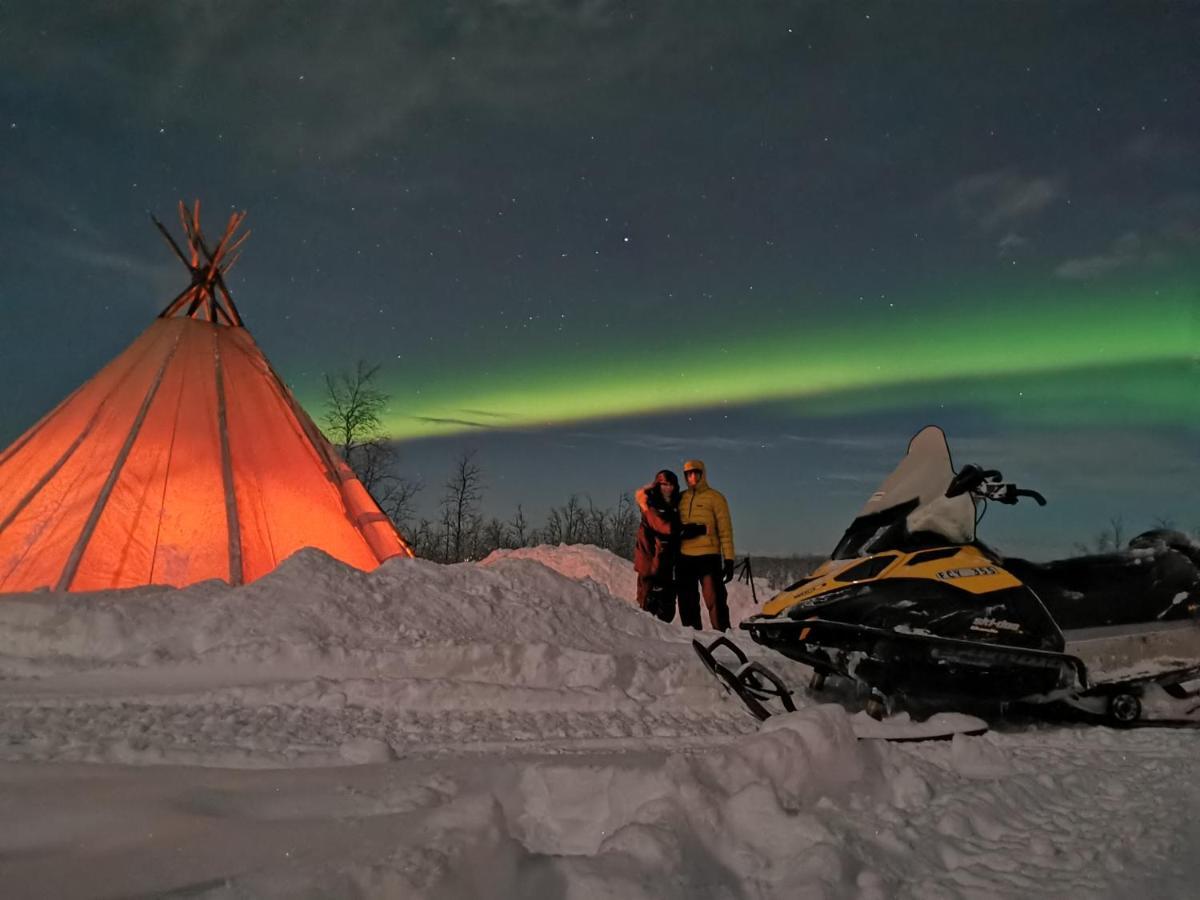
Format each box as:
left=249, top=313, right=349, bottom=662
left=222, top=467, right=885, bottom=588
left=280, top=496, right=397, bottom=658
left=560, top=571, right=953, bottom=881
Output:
left=3, top=544, right=1199, bottom=899
left=483, top=543, right=772, bottom=626
left=0, top=545, right=804, bottom=767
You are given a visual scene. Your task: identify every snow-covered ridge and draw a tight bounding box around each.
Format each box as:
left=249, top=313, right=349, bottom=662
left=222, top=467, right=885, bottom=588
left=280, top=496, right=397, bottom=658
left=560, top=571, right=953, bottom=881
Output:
left=3, top=544, right=1200, bottom=899
left=0, top=545, right=790, bottom=768
left=484, top=542, right=771, bottom=626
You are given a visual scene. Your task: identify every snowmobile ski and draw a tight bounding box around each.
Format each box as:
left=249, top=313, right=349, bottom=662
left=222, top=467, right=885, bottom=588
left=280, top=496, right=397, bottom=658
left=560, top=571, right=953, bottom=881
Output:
left=849, top=711, right=988, bottom=741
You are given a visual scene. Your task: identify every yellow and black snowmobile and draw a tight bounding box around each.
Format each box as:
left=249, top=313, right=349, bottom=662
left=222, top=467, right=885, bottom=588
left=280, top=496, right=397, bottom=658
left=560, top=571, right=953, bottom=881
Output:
left=695, top=426, right=1200, bottom=726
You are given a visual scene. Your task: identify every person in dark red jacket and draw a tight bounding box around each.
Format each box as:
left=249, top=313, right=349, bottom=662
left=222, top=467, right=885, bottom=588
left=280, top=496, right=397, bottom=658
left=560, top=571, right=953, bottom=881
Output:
left=633, top=470, right=705, bottom=622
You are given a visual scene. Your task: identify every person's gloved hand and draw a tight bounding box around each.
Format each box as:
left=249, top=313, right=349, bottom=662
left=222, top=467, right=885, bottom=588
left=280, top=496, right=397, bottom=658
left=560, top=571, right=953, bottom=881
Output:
left=680, top=523, right=707, bottom=539
left=722, top=558, right=735, bottom=583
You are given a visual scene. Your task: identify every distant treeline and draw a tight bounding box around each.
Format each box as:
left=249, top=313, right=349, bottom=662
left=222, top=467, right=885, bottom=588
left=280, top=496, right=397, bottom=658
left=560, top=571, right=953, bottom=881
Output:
left=401, top=452, right=642, bottom=563
left=744, top=554, right=828, bottom=590
left=390, top=452, right=827, bottom=579
left=377, top=446, right=829, bottom=574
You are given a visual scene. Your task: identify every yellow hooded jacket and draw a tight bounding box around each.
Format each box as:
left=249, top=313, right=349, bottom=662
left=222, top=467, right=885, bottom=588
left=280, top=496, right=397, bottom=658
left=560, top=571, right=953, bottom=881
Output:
left=678, top=459, right=735, bottom=559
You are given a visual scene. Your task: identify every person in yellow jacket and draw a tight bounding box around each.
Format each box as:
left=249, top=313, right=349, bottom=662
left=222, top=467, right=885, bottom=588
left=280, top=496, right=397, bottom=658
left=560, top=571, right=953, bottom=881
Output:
left=676, top=459, right=735, bottom=631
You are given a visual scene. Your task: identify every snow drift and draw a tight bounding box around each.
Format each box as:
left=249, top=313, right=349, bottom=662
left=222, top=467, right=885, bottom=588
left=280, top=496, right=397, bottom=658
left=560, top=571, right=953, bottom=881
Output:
left=2, top=544, right=1199, bottom=899
left=0, top=545, right=794, bottom=767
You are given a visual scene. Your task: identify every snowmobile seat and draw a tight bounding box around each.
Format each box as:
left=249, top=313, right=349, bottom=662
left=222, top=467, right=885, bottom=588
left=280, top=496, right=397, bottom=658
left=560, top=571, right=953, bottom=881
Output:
left=1003, top=545, right=1199, bottom=630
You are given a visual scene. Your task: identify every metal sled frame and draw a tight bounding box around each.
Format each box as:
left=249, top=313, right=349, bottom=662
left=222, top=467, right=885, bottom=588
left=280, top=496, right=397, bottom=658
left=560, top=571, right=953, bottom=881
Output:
left=692, top=635, right=797, bottom=721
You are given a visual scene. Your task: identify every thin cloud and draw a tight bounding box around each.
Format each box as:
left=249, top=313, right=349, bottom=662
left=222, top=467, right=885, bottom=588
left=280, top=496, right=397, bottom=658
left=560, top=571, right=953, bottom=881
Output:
left=410, top=415, right=494, bottom=429
left=1157, top=192, right=1200, bottom=245
left=569, top=431, right=772, bottom=452
left=458, top=409, right=515, bottom=420
left=49, top=241, right=173, bottom=281
left=952, top=170, right=1060, bottom=230
left=1120, top=131, right=1192, bottom=164
left=996, top=232, right=1028, bottom=257
left=1056, top=191, right=1200, bottom=279
left=1055, top=231, right=1146, bottom=280
left=780, top=434, right=894, bottom=450
left=2, top=4, right=787, bottom=163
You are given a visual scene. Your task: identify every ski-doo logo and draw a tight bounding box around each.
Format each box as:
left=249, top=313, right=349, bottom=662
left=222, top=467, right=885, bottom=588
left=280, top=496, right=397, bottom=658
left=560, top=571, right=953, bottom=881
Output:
left=787, top=581, right=828, bottom=602
left=971, top=616, right=1021, bottom=634
left=935, top=565, right=997, bottom=580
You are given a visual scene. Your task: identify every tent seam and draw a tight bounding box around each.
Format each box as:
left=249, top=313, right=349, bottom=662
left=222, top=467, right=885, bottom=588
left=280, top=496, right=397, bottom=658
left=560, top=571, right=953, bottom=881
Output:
left=213, top=328, right=244, bottom=586
left=54, top=329, right=184, bottom=591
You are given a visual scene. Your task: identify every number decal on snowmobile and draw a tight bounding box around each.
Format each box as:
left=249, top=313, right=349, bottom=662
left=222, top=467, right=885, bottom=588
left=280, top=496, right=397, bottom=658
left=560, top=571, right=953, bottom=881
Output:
left=935, top=566, right=998, bottom=580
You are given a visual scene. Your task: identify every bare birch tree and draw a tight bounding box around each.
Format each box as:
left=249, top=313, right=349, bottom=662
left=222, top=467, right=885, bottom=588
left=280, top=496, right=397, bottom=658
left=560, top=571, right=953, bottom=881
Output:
left=321, top=360, right=422, bottom=528
left=442, top=450, right=484, bottom=562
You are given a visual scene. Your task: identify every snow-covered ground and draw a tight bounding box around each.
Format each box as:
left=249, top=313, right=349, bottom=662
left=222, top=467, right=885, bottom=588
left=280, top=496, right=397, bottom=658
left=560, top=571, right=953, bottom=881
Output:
left=1, top=545, right=1198, bottom=898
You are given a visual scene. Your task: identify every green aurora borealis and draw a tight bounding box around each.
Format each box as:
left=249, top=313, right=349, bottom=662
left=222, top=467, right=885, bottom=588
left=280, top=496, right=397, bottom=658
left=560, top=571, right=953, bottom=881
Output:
left=353, top=282, right=1196, bottom=440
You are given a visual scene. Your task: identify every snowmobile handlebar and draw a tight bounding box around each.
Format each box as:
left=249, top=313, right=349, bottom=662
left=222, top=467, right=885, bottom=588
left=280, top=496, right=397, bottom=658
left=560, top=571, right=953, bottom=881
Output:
left=947, top=465, right=1047, bottom=506
left=1012, top=487, right=1047, bottom=506
left=976, top=482, right=1048, bottom=506
left=945, top=465, right=1003, bottom=498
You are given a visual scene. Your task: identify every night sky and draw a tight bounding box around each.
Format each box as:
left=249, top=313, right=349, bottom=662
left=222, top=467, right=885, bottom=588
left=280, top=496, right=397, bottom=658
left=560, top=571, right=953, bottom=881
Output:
left=1, top=2, right=1196, bottom=558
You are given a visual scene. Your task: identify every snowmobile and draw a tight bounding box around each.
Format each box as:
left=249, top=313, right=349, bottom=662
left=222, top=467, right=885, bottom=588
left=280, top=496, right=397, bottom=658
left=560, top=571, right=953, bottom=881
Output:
left=696, top=426, right=1200, bottom=727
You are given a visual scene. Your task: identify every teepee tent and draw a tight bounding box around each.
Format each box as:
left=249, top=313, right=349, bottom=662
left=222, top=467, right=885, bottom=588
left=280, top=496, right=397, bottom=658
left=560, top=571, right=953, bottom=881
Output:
left=0, top=202, right=412, bottom=593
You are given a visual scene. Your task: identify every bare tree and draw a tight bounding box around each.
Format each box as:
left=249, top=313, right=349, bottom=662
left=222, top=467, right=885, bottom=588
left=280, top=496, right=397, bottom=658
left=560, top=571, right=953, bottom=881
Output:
left=585, top=498, right=609, bottom=548
left=372, top=471, right=424, bottom=531
left=1076, top=514, right=1128, bottom=554
left=480, top=518, right=509, bottom=555
left=442, top=450, right=484, bottom=562
left=611, top=493, right=639, bottom=559
left=322, top=360, right=386, bottom=460
left=542, top=495, right=585, bottom=545
left=406, top=518, right=438, bottom=558
left=534, top=493, right=639, bottom=560
left=751, top=553, right=826, bottom=589
left=509, top=505, right=530, bottom=547
left=541, top=507, right=563, bottom=545
left=321, top=360, right=422, bottom=528
left=562, top=495, right=587, bottom=543
left=1096, top=515, right=1125, bottom=553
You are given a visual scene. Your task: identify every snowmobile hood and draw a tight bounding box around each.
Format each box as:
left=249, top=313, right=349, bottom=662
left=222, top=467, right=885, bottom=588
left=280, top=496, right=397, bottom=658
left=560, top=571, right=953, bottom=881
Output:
left=759, top=544, right=1021, bottom=618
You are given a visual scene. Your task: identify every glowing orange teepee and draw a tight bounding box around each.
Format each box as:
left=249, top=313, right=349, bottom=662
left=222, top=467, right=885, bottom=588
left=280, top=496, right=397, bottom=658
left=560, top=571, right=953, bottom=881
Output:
left=0, top=202, right=412, bottom=593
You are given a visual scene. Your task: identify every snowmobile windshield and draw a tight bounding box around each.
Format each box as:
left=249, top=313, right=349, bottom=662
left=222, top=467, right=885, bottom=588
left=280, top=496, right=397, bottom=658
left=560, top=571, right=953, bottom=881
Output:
left=831, top=426, right=977, bottom=560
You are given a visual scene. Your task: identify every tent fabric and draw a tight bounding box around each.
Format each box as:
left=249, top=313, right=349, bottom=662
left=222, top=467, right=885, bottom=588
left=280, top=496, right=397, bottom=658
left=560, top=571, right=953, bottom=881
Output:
left=0, top=316, right=412, bottom=593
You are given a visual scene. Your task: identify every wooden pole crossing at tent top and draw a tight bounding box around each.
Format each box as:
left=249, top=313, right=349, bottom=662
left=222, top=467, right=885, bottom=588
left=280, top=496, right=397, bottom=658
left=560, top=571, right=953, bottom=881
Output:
left=152, top=200, right=248, bottom=327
